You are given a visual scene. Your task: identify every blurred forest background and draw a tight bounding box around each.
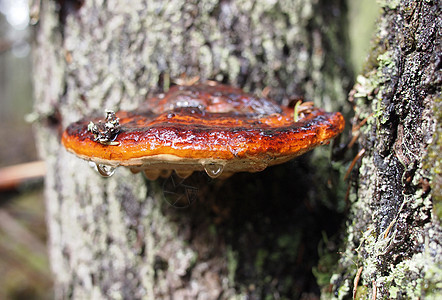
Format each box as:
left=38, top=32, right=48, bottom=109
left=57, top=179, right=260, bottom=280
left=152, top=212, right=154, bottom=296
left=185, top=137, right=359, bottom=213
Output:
left=0, top=0, right=378, bottom=299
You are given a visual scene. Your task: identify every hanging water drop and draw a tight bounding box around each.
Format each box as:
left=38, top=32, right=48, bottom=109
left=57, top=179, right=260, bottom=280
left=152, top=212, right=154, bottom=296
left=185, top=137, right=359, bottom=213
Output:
left=96, top=164, right=117, bottom=177
left=203, top=162, right=224, bottom=179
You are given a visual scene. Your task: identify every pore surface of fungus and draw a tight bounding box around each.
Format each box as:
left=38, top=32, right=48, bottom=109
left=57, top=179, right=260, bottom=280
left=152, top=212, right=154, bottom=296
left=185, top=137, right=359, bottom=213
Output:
left=62, top=83, right=344, bottom=179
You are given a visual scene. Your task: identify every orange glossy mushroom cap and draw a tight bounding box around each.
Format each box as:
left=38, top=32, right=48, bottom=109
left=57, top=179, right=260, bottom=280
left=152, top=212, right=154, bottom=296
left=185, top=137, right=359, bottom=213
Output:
left=61, top=83, right=344, bottom=179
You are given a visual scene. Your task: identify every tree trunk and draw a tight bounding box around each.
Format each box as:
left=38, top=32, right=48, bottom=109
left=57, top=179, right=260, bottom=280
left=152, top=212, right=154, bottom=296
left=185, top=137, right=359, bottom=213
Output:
left=33, top=0, right=352, bottom=299
left=329, top=0, right=441, bottom=299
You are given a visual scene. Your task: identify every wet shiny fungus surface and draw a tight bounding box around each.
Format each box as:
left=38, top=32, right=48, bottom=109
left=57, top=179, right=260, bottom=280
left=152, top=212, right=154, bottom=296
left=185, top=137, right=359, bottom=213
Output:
left=61, top=83, right=345, bottom=179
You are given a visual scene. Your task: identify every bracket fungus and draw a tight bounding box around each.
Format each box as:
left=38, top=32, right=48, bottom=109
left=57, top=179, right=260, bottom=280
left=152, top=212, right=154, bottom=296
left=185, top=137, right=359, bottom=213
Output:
left=61, top=83, right=344, bottom=179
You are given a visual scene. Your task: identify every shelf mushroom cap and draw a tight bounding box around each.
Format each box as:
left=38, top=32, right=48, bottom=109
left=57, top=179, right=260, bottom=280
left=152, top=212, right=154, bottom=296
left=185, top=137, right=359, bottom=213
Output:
left=61, top=83, right=345, bottom=179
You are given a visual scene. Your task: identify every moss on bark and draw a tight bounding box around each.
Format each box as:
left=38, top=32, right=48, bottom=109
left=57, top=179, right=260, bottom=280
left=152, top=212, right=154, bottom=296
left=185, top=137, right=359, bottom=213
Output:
left=328, top=1, right=442, bottom=298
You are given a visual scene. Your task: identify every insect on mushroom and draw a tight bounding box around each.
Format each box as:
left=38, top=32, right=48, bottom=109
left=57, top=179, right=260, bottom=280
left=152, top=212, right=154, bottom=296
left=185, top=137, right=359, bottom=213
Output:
left=61, top=82, right=345, bottom=179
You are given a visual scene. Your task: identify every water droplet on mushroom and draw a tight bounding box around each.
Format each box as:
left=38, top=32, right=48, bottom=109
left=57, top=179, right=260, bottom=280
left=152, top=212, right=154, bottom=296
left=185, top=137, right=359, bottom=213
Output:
left=96, top=164, right=116, bottom=177
left=203, top=162, right=224, bottom=178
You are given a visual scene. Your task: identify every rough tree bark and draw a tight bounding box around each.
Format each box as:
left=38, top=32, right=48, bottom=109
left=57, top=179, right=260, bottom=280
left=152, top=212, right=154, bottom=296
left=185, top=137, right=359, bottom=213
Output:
left=328, top=0, right=441, bottom=299
left=33, top=0, right=352, bottom=299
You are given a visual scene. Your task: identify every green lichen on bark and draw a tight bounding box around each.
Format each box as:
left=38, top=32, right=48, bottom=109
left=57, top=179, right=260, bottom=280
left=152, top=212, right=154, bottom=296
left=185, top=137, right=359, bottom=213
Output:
left=427, top=97, right=442, bottom=221
left=327, top=0, right=442, bottom=299
left=60, top=0, right=351, bottom=112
